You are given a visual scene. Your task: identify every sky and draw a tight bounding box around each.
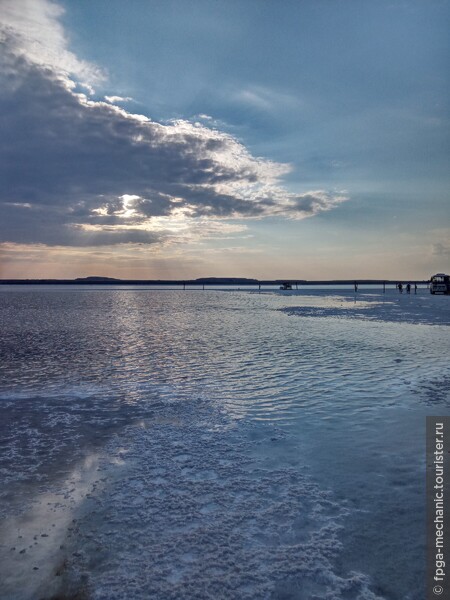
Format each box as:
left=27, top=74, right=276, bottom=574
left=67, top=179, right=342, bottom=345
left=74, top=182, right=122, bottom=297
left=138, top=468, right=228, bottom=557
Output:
left=0, top=0, right=449, bottom=280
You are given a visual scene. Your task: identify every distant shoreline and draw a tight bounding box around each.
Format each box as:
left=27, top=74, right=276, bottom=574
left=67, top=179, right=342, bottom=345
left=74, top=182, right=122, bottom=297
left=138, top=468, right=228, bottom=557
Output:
left=0, top=277, right=430, bottom=286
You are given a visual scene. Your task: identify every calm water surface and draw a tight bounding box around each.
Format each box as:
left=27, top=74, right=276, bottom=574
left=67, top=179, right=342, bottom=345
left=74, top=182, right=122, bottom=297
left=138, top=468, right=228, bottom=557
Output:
left=0, top=288, right=449, bottom=599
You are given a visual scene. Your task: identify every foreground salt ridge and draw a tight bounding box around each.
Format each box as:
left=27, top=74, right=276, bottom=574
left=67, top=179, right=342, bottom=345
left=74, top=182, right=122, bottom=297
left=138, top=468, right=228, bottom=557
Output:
left=56, top=399, right=385, bottom=600
left=0, top=400, right=385, bottom=600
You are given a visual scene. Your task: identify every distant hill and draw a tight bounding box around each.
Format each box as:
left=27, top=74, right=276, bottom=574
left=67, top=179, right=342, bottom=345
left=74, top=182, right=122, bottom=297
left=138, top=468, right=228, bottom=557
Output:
left=75, top=276, right=120, bottom=281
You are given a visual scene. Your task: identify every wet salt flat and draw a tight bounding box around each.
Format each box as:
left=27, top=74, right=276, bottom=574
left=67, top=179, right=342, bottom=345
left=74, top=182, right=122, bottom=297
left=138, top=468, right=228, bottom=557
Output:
left=0, top=287, right=449, bottom=599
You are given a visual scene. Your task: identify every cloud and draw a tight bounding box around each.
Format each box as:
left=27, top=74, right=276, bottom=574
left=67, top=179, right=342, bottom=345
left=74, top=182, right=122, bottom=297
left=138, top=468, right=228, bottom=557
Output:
left=234, top=85, right=300, bottom=113
left=0, top=0, right=103, bottom=84
left=0, top=0, right=348, bottom=248
left=104, top=95, right=133, bottom=104
left=432, top=243, right=450, bottom=258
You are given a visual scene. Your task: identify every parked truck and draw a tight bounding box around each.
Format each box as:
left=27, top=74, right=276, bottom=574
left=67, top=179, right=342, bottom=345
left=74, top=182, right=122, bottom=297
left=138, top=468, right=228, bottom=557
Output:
left=429, top=273, right=450, bottom=295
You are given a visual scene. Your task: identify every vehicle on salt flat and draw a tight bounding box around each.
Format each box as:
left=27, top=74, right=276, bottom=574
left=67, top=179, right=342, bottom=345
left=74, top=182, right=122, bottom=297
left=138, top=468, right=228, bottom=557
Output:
left=430, top=273, right=450, bottom=295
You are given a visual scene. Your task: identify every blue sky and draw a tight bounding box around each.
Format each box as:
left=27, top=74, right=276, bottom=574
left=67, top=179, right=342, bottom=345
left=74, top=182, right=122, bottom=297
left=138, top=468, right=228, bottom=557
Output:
left=0, top=0, right=449, bottom=279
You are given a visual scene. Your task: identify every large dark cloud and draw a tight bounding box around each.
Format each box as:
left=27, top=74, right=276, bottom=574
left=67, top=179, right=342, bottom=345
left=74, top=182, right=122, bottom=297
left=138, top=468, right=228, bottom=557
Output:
left=0, top=23, right=347, bottom=246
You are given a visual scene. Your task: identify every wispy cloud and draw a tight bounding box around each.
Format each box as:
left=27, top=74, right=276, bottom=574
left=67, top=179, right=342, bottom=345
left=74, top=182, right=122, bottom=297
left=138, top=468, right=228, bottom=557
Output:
left=432, top=243, right=450, bottom=258
left=0, top=0, right=348, bottom=248
left=233, top=84, right=300, bottom=113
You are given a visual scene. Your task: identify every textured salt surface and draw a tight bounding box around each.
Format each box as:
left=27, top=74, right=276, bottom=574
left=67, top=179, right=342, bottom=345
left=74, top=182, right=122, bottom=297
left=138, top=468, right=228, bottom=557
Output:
left=280, top=290, right=450, bottom=326
left=0, top=453, right=101, bottom=600
left=57, top=401, right=384, bottom=600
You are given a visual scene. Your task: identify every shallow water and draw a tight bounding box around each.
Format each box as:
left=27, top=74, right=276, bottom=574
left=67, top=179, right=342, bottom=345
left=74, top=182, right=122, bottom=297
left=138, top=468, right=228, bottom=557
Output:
left=0, top=288, right=449, bottom=599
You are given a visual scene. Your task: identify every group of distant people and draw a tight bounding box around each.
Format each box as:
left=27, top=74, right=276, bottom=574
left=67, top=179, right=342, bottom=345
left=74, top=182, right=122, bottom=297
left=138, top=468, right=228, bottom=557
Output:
left=396, top=282, right=417, bottom=294
left=352, top=282, right=418, bottom=293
